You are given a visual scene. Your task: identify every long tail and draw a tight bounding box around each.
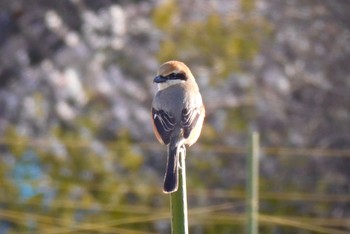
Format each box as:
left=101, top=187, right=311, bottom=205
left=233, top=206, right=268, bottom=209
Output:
left=163, top=142, right=179, bottom=193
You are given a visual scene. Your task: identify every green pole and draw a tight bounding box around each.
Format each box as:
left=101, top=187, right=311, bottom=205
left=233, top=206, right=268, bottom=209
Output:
left=170, top=147, right=189, bottom=234
left=246, top=132, right=259, bottom=234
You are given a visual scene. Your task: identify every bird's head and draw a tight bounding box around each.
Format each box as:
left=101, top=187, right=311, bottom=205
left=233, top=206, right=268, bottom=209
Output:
left=154, top=61, right=194, bottom=90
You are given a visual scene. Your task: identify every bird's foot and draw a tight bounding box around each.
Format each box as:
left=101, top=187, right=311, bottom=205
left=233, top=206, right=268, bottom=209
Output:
left=178, top=144, right=186, bottom=169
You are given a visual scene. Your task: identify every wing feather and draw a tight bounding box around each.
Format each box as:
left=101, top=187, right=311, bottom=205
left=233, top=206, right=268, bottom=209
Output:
left=152, top=108, right=175, bottom=145
left=182, top=107, right=201, bottom=139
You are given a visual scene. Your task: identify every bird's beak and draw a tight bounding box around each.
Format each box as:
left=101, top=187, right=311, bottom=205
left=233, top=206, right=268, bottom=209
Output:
left=153, top=75, right=167, bottom=83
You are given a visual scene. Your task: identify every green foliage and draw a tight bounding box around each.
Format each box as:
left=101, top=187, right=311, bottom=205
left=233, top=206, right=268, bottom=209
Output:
left=241, top=0, right=256, bottom=12
left=3, top=127, right=27, bottom=157
left=152, top=0, right=177, bottom=30
left=226, top=108, right=251, bottom=132
left=0, top=118, right=157, bottom=232
left=111, top=130, right=143, bottom=172
left=152, top=0, right=268, bottom=82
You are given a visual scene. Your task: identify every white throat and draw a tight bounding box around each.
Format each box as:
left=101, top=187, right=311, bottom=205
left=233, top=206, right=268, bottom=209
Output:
left=157, top=80, right=185, bottom=91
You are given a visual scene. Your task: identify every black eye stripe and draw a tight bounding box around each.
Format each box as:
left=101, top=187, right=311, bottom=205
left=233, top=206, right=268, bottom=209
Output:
left=167, top=73, right=187, bottom=80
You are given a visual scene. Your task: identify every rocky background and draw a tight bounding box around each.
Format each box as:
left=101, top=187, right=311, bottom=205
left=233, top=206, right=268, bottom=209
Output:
left=0, top=0, right=349, bottom=233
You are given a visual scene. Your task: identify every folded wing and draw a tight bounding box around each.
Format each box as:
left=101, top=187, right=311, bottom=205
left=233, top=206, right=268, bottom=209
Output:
left=182, top=107, right=201, bottom=139
left=152, top=108, right=176, bottom=145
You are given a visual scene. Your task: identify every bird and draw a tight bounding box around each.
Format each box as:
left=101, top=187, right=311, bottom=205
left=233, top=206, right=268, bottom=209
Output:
left=151, top=60, right=205, bottom=193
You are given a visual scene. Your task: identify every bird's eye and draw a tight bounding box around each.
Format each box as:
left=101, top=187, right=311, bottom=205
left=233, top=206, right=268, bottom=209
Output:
left=165, top=73, right=175, bottom=79
left=169, top=73, right=177, bottom=79
left=176, top=73, right=187, bottom=80
left=167, top=72, right=187, bottom=80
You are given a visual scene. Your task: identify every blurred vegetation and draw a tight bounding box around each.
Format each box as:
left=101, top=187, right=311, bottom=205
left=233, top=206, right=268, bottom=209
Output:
left=153, top=0, right=269, bottom=81
left=0, top=0, right=350, bottom=233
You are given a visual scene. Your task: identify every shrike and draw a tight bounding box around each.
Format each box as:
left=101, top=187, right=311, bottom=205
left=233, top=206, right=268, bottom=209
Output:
left=151, top=61, right=205, bottom=193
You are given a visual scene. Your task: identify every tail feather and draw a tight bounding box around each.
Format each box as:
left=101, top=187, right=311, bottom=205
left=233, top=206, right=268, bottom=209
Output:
left=163, top=145, right=179, bottom=193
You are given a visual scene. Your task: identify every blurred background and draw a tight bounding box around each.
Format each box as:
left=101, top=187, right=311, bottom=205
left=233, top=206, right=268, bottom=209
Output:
left=0, top=0, right=350, bottom=233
